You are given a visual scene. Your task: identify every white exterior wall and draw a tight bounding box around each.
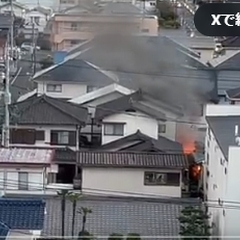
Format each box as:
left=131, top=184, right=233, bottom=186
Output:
left=102, top=112, right=158, bottom=145
left=0, top=165, right=58, bottom=195
left=8, top=125, right=77, bottom=149
left=25, top=11, right=47, bottom=32
left=82, top=168, right=182, bottom=198
left=37, top=82, right=87, bottom=99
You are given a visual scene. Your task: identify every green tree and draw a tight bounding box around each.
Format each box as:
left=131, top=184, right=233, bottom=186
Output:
left=108, top=233, right=124, bottom=240
left=67, top=192, right=82, bottom=238
left=78, top=207, right=92, bottom=234
left=126, top=233, right=141, bottom=240
left=57, top=189, right=69, bottom=237
left=178, top=206, right=211, bottom=240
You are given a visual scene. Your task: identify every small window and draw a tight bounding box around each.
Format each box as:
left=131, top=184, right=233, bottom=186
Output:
left=144, top=172, right=180, bottom=186
left=158, top=124, right=166, bottom=133
left=18, top=172, right=28, bottom=190
left=141, top=29, right=149, bottom=33
left=46, top=84, right=62, bottom=92
left=36, top=130, right=45, bottom=141
left=71, top=22, right=77, bottom=30
left=104, top=123, right=124, bottom=136
left=58, top=132, right=69, bottom=144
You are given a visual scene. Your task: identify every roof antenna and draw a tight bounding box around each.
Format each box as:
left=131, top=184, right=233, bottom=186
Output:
left=235, top=125, right=240, bottom=145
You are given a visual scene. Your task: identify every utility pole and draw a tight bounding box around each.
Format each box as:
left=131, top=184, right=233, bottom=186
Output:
left=10, top=0, right=14, bottom=56
left=31, top=22, right=36, bottom=75
left=3, top=33, right=10, bottom=148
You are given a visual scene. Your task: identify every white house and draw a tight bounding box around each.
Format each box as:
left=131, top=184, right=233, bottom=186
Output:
left=93, top=91, right=183, bottom=144
left=205, top=103, right=240, bottom=237
left=33, top=46, right=115, bottom=99
left=25, top=6, right=52, bottom=33
left=78, top=151, right=190, bottom=198
left=0, top=2, right=28, bottom=18
left=0, top=148, right=57, bottom=195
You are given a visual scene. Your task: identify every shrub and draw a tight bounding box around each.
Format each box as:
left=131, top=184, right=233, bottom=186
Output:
left=126, top=233, right=141, bottom=240
left=78, top=230, right=94, bottom=239
left=108, top=233, right=124, bottom=240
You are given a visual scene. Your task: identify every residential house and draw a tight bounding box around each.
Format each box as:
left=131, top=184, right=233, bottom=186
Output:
left=53, top=0, right=81, bottom=12
left=0, top=198, right=45, bottom=239
left=33, top=50, right=114, bottom=99
left=78, top=151, right=191, bottom=198
left=0, top=2, right=28, bottom=18
left=49, top=2, right=158, bottom=50
left=0, top=14, right=11, bottom=61
left=0, top=148, right=57, bottom=195
left=204, top=104, right=240, bottom=237
left=94, top=91, right=183, bottom=145
left=25, top=6, right=52, bottom=33
left=4, top=94, right=88, bottom=184
left=6, top=94, right=88, bottom=149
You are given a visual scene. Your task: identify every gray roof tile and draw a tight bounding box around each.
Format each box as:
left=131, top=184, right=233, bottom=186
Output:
left=43, top=197, right=199, bottom=238
left=226, top=86, right=240, bottom=99
left=77, top=151, right=190, bottom=168
left=206, top=115, right=240, bottom=159
left=99, top=130, right=183, bottom=153
left=10, top=94, right=88, bottom=125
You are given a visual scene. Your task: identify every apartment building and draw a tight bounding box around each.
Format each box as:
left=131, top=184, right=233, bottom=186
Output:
left=49, top=2, right=158, bottom=50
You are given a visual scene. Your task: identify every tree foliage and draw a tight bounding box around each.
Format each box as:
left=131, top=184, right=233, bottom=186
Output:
left=126, top=233, right=141, bottom=240
left=178, top=206, right=211, bottom=240
left=108, top=233, right=124, bottom=240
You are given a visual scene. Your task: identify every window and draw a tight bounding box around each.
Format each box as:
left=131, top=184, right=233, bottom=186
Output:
left=10, top=129, right=35, bottom=144
left=87, top=86, right=98, bottom=93
left=144, top=172, right=180, bottom=186
left=34, top=16, right=40, bottom=25
left=46, top=84, right=62, bottom=92
left=50, top=131, right=76, bottom=146
left=70, top=40, right=79, bottom=45
left=18, top=172, right=28, bottom=190
left=158, top=124, right=166, bottom=133
left=71, top=23, right=77, bottom=30
left=141, top=29, right=149, bottom=33
left=104, top=123, right=124, bottom=136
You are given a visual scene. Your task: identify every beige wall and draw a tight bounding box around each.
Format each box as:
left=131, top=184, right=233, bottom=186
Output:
left=50, top=14, right=158, bottom=50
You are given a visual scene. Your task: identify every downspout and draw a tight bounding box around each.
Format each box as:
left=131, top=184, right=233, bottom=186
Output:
left=75, top=125, right=81, bottom=178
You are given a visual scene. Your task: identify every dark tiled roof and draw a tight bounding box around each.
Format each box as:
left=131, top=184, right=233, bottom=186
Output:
left=0, top=199, right=45, bottom=230
left=220, top=37, right=240, bottom=48
left=10, top=94, right=88, bottom=125
left=43, top=197, right=200, bottom=237
left=80, top=36, right=217, bottom=110
left=215, top=52, right=240, bottom=70
left=99, top=130, right=183, bottom=153
left=0, top=222, right=9, bottom=240
left=95, top=92, right=166, bottom=121
left=206, top=115, right=240, bottom=159
left=78, top=151, right=189, bottom=168
left=54, top=148, right=76, bottom=164
left=34, top=58, right=114, bottom=87
left=226, top=86, right=240, bottom=99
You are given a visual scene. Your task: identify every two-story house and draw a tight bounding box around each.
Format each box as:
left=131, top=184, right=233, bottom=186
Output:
left=33, top=49, right=114, bottom=99
left=4, top=94, right=89, bottom=184
left=204, top=103, right=240, bottom=237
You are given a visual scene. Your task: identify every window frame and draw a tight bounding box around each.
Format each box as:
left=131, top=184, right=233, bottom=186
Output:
left=18, top=172, right=29, bottom=190
left=46, top=84, right=62, bottom=93
left=144, top=171, right=180, bottom=186
left=58, top=131, right=69, bottom=144
left=158, top=124, right=166, bottom=133
left=103, top=123, right=124, bottom=136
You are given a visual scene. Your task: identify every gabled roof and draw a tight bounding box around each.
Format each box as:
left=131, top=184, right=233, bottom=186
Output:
left=10, top=94, right=88, bottom=125
left=95, top=92, right=166, bottom=121
left=0, top=2, right=28, bottom=10
left=0, top=199, right=45, bottom=230
left=226, top=86, right=240, bottom=100
left=99, top=130, right=183, bottom=153
left=206, top=115, right=240, bottom=159
left=70, top=83, right=135, bottom=105
left=78, top=151, right=190, bottom=168
left=33, top=51, right=114, bottom=86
